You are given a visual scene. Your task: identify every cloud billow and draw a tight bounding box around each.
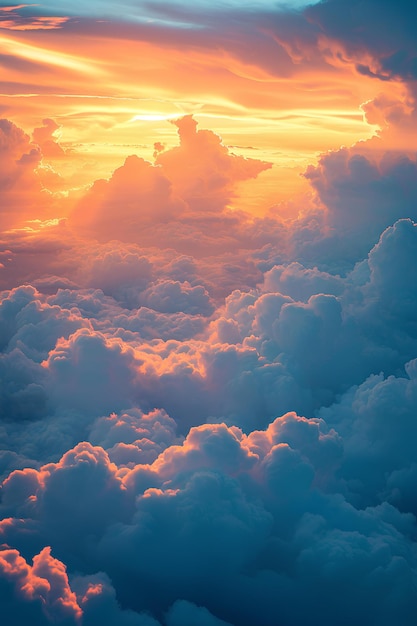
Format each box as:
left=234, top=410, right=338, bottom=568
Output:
left=1, top=111, right=417, bottom=625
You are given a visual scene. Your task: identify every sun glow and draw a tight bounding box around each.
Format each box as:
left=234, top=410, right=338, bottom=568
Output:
left=131, top=114, right=182, bottom=122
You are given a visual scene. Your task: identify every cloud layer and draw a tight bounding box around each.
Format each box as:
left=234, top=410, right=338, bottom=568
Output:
left=2, top=114, right=417, bottom=625
left=2, top=0, right=417, bottom=618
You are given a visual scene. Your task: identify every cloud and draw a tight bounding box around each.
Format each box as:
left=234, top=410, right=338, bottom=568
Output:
left=0, top=546, right=161, bottom=626
left=0, top=118, right=43, bottom=228
left=32, top=119, right=65, bottom=158
left=306, top=0, right=417, bottom=82
left=42, top=329, right=139, bottom=416
left=166, top=599, right=234, bottom=626
left=261, top=261, right=344, bottom=301
left=155, top=116, right=272, bottom=213
left=57, top=0, right=417, bottom=93
left=319, top=361, right=417, bottom=512
left=112, top=306, right=207, bottom=342
left=301, top=148, right=417, bottom=268
left=71, top=154, right=184, bottom=243
left=305, top=149, right=417, bottom=237
left=0, top=546, right=82, bottom=624
left=0, top=119, right=67, bottom=230
left=2, top=112, right=417, bottom=625
left=69, top=116, right=272, bottom=254
left=139, top=280, right=214, bottom=316
left=0, top=5, right=69, bottom=31
left=80, top=247, right=153, bottom=308
left=89, top=408, right=180, bottom=467
left=1, top=413, right=416, bottom=625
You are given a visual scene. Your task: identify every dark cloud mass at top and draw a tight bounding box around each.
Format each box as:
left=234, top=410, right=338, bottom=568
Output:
left=1, top=0, right=417, bottom=625
left=306, top=0, right=417, bottom=80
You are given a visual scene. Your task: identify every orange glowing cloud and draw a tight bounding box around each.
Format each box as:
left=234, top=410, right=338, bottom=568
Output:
left=69, top=115, right=272, bottom=250
left=0, top=547, right=83, bottom=622
left=0, top=4, right=68, bottom=30
left=0, top=8, right=396, bottom=208
left=0, top=16, right=69, bottom=30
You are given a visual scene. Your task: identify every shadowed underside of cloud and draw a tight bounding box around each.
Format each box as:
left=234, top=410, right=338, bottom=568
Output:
left=1, top=100, right=417, bottom=625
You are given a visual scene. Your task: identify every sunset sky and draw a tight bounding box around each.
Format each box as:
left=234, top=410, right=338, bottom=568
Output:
left=1, top=0, right=412, bottom=208
left=1, top=1, right=417, bottom=625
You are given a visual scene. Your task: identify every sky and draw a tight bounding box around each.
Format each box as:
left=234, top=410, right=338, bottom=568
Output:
left=0, top=1, right=417, bottom=625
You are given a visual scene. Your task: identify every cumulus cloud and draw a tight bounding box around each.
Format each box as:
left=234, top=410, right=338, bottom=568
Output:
left=303, top=148, right=417, bottom=265
left=69, top=116, right=272, bottom=255
left=0, top=119, right=43, bottom=229
left=139, top=280, right=214, bottom=316
left=155, top=116, right=271, bottom=213
left=71, top=154, right=184, bottom=242
left=0, top=546, right=161, bottom=626
left=2, top=109, right=417, bottom=625
left=89, top=408, right=180, bottom=467
left=1, top=413, right=416, bottom=625
left=3, top=3, right=417, bottom=624
left=32, top=119, right=65, bottom=158
left=0, top=118, right=70, bottom=231
left=0, top=546, right=82, bottom=624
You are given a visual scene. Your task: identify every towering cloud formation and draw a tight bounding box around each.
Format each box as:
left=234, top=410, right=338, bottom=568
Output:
left=70, top=116, right=272, bottom=254
left=155, top=116, right=271, bottom=212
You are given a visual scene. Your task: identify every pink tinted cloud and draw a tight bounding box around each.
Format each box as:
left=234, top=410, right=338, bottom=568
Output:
left=71, top=154, right=184, bottom=241
left=153, top=422, right=257, bottom=480
left=70, top=116, right=272, bottom=252
left=32, top=118, right=65, bottom=158
left=0, top=118, right=61, bottom=229
left=0, top=546, right=82, bottom=622
left=155, top=116, right=272, bottom=213
left=0, top=5, right=68, bottom=31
